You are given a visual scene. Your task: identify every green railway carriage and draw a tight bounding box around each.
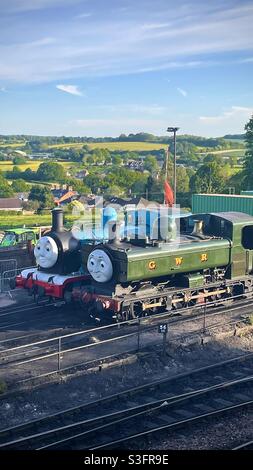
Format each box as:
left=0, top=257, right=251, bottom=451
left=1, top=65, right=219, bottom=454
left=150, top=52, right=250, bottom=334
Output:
left=81, top=212, right=253, bottom=321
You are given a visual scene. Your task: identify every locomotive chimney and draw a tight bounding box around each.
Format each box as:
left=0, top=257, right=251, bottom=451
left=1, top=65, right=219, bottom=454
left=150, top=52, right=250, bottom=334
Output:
left=52, top=208, right=64, bottom=232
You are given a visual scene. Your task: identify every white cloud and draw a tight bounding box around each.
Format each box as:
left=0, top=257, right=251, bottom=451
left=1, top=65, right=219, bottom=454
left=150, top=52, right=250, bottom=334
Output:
left=1, top=0, right=82, bottom=13
left=140, top=22, right=171, bottom=31
left=177, top=87, right=187, bottom=97
left=1, top=1, right=253, bottom=83
left=75, top=12, right=92, bottom=19
left=56, top=84, right=83, bottom=96
left=199, top=106, right=253, bottom=123
left=0, top=87, right=6, bottom=92
left=197, top=105, right=253, bottom=135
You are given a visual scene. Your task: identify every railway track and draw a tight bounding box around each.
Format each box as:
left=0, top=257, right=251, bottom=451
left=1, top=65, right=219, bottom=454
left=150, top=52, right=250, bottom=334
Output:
left=0, top=353, right=253, bottom=450
left=1, top=295, right=252, bottom=365
left=0, top=301, right=85, bottom=346
left=0, top=293, right=252, bottom=348
left=0, top=295, right=252, bottom=390
left=0, top=301, right=49, bottom=317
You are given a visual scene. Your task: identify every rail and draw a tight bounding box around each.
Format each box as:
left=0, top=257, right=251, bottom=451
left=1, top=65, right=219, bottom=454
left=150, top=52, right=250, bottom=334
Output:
left=0, top=292, right=252, bottom=391
left=1, top=352, right=253, bottom=450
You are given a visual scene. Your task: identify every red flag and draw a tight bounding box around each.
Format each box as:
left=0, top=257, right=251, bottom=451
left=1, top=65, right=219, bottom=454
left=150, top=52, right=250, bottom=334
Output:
left=164, top=180, right=174, bottom=206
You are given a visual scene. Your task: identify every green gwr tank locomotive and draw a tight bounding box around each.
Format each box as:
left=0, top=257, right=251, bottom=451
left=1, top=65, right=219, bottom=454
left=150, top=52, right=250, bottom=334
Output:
left=81, top=212, right=253, bottom=321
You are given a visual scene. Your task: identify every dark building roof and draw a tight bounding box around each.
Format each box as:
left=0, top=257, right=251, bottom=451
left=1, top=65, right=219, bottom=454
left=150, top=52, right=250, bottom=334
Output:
left=78, top=195, right=159, bottom=209
left=51, top=189, right=67, bottom=198
left=105, top=196, right=156, bottom=207
left=0, top=198, right=22, bottom=209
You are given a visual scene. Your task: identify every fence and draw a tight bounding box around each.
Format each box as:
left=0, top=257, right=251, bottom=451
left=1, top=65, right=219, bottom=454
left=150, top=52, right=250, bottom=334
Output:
left=0, top=295, right=245, bottom=390
left=0, top=259, right=17, bottom=293
left=0, top=264, right=35, bottom=294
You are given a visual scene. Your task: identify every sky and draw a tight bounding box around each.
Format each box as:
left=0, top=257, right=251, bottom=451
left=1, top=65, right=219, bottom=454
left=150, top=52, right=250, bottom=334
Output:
left=0, top=0, right=253, bottom=137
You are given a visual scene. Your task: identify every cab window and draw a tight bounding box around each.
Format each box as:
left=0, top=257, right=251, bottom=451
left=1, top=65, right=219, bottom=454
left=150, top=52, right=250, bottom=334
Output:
left=242, top=226, right=253, bottom=249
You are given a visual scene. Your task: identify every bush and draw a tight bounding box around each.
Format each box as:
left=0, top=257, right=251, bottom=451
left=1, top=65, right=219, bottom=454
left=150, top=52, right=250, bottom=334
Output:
left=0, top=210, right=22, bottom=216
left=13, top=155, right=27, bottom=165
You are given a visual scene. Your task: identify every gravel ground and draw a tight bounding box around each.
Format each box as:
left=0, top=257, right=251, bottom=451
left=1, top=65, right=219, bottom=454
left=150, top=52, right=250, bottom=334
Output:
left=0, top=290, right=34, bottom=309
left=0, top=331, right=253, bottom=436
left=0, top=289, right=253, bottom=449
left=130, top=407, right=253, bottom=450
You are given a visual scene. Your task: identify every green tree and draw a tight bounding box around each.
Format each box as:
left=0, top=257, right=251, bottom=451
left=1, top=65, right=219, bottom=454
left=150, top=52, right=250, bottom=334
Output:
left=111, top=155, right=122, bottom=166
left=29, top=186, right=54, bottom=209
left=176, top=167, right=190, bottom=193
left=0, top=174, right=15, bottom=197
left=22, top=199, right=40, bottom=212
left=244, top=114, right=253, bottom=188
left=104, top=184, right=125, bottom=196
left=146, top=176, right=163, bottom=203
left=12, top=179, right=30, bottom=192
left=36, top=162, right=66, bottom=182
left=12, top=155, right=27, bottom=165
left=69, top=179, right=90, bottom=195
left=229, top=155, right=238, bottom=168
left=144, top=155, right=159, bottom=173
left=203, top=154, right=223, bottom=164
left=227, top=170, right=245, bottom=194
left=190, top=161, right=227, bottom=194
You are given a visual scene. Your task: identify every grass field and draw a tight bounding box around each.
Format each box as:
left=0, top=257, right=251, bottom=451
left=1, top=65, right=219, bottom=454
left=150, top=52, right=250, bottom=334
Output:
left=48, top=141, right=167, bottom=151
left=0, top=142, right=26, bottom=148
left=198, top=149, right=245, bottom=156
left=0, top=213, right=82, bottom=230
left=0, top=160, right=79, bottom=172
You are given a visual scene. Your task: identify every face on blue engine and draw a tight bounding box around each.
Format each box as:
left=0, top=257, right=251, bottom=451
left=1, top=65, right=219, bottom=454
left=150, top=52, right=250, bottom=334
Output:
left=87, top=249, right=113, bottom=283
left=34, top=236, right=59, bottom=269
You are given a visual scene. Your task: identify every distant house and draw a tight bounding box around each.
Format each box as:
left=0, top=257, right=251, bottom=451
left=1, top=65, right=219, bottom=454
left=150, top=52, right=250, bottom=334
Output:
left=0, top=198, right=23, bottom=211
left=125, top=160, right=144, bottom=171
left=79, top=195, right=102, bottom=210
left=78, top=195, right=154, bottom=209
left=75, top=169, right=89, bottom=179
left=17, top=192, right=29, bottom=202
left=105, top=196, right=153, bottom=208
left=51, top=186, right=78, bottom=206
left=12, top=150, right=27, bottom=157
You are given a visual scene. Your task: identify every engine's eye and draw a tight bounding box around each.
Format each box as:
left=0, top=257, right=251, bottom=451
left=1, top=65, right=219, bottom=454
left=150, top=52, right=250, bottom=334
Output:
left=90, top=260, right=94, bottom=266
left=100, top=262, right=105, bottom=268
left=37, top=246, right=40, bottom=250
left=46, top=247, right=50, bottom=252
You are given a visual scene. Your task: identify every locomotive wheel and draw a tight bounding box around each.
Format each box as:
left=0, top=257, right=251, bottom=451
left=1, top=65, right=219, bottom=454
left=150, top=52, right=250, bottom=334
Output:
left=172, top=294, right=184, bottom=311
left=63, top=288, right=73, bottom=304
left=184, top=290, right=198, bottom=308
